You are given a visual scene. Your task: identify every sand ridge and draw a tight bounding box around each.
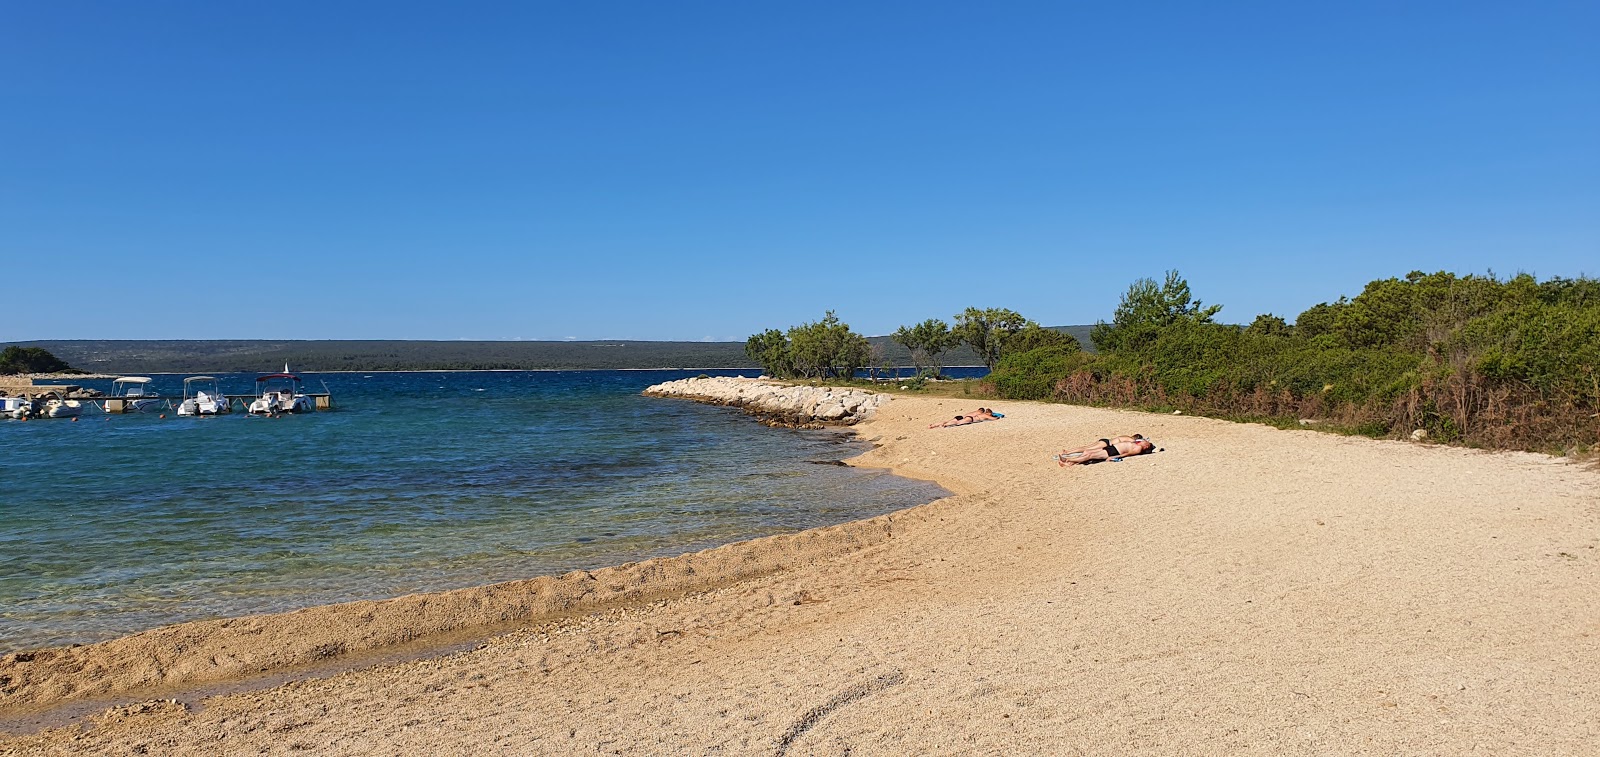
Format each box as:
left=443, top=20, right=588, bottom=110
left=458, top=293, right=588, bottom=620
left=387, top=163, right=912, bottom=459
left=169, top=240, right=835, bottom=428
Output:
left=3, top=395, right=1597, bottom=755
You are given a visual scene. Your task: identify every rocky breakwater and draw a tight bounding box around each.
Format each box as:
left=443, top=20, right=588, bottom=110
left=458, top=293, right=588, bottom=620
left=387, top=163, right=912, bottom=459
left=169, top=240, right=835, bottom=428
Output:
left=643, top=377, right=889, bottom=428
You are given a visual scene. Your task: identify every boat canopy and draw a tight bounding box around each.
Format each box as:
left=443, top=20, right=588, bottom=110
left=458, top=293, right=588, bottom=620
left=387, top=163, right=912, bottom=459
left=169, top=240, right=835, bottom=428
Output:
left=112, top=376, right=153, bottom=384
left=184, top=376, right=218, bottom=384
left=255, top=373, right=302, bottom=382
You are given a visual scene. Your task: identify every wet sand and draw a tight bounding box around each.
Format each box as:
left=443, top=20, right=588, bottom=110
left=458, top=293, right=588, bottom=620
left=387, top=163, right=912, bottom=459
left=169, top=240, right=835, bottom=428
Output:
left=3, top=395, right=1597, bottom=755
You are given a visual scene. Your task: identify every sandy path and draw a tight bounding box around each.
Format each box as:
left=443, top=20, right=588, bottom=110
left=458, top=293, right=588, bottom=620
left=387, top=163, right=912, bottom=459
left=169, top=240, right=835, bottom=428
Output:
left=3, top=396, right=1597, bottom=755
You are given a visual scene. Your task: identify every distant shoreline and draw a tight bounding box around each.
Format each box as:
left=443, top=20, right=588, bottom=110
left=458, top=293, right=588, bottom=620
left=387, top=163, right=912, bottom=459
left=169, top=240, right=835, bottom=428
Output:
left=57, top=367, right=989, bottom=376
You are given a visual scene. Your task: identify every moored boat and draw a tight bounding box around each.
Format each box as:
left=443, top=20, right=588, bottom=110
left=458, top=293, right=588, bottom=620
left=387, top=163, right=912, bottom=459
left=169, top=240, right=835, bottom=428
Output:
left=177, top=376, right=232, bottom=416
left=44, top=397, right=84, bottom=418
left=248, top=371, right=315, bottom=415
left=1, top=395, right=29, bottom=419
left=107, top=376, right=164, bottom=413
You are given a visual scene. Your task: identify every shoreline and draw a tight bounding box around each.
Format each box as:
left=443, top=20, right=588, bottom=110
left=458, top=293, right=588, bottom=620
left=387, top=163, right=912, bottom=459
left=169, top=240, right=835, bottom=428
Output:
left=0, top=389, right=947, bottom=722
left=3, top=395, right=1597, bottom=753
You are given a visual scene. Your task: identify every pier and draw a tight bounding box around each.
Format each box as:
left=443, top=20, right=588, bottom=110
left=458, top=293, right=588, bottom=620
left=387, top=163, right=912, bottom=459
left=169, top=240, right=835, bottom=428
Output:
left=100, top=393, right=334, bottom=413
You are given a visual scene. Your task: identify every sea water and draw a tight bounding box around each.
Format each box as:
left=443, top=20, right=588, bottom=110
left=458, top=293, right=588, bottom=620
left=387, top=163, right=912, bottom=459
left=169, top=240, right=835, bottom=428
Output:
left=0, top=370, right=963, bottom=653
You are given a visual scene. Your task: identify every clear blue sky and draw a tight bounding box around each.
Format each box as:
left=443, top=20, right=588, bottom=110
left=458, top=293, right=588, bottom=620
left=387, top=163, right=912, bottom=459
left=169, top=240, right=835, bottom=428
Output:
left=3, top=2, right=1595, bottom=341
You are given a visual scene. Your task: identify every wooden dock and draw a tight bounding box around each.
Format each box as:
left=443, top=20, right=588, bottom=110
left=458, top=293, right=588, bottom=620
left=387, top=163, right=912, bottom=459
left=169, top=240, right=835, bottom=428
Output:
left=223, top=393, right=335, bottom=411
left=99, top=394, right=334, bottom=413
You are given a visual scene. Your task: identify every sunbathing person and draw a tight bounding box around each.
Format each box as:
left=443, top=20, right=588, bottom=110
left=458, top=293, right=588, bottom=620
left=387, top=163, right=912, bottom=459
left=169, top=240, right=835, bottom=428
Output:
left=1058, top=438, right=1156, bottom=466
left=1057, top=434, right=1144, bottom=459
left=929, top=408, right=1000, bottom=428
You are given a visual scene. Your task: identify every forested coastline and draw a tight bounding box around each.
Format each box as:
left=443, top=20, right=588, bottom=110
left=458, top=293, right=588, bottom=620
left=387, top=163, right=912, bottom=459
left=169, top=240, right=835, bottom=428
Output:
left=1, top=334, right=1079, bottom=374
left=985, top=271, right=1599, bottom=453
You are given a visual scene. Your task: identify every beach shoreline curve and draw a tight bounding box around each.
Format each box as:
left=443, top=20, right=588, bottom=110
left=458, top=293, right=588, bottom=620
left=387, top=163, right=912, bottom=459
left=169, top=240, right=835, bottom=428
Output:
left=0, top=383, right=946, bottom=719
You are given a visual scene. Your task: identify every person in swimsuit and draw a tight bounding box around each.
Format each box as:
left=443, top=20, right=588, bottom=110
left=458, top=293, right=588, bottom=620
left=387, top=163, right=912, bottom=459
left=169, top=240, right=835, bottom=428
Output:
left=929, top=408, right=999, bottom=428
left=1057, top=434, right=1144, bottom=459
left=1058, top=438, right=1156, bottom=466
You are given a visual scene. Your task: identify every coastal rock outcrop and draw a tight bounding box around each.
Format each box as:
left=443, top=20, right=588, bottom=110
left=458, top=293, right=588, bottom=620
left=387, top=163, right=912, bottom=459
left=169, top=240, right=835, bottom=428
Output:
left=643, top=377, right=889, bottom=428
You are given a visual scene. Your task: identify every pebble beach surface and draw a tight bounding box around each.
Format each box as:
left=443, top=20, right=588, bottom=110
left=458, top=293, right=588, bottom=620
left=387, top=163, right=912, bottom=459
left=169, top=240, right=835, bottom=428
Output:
left=3, top=392, right=1597, bottom=754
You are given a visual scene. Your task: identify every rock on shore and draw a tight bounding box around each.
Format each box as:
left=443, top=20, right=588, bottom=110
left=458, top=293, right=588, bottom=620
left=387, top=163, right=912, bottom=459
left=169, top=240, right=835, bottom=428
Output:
left=643, top=376, right=889, bottom=427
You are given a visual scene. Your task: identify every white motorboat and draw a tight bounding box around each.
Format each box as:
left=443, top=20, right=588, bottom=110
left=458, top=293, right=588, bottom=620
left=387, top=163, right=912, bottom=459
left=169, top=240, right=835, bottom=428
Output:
left=107, top=376, right=164, bottom=413
left=44, top=397, right=83, bottom=418
left=177, top=376, right=231, bottom=416
left=248, top=371, right=315, bottom=415
left=1, top=395, right=29, bottom=419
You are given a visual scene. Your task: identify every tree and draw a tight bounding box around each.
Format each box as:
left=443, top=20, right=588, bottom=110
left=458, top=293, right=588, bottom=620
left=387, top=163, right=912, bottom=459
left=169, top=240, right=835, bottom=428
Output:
left=787, top=311, right=871, bottom=379
left=1002, top=324, right=1081, bottom=355
left=744, top=329, right=794, bottom=378
left=0, top=346, right=74, bottom=375
left=867, top=342, right=893, bottom=381
left=953, top=307, right=1031, bottom=370
left=1294, top=300, right=1344, bottom=339
left=1090, top=270, right=1222, bottom=353
left=1245, top=314, right=1291, bottom=337
left=891, top=318, right=957, bottom=376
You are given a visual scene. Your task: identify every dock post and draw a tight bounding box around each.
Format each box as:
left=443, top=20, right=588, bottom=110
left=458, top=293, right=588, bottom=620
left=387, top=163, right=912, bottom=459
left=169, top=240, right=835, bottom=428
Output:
left=315, top=395, right=333, bottom=411
left=105, top=399, right=127, bottom=414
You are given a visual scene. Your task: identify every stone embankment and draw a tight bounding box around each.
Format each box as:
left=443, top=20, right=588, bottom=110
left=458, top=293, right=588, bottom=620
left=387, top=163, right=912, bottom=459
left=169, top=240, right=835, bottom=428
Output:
left=0, top=377, right=104, bottom=399
left=643, top=376, right=889, bottom=427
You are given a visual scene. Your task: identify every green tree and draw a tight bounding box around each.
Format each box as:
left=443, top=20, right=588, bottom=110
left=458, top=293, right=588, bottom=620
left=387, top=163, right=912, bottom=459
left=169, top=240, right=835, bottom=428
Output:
left=987, top=346, right=1084, bottom=400
left=744, top=329, right=794, bottom=378
left=1003, top=324, right=1081, bottom=355
left=0, top=346, right=74, bottom=375
left=1090, top=270, right=1222, bottom=353
left=954, top=307, right=1031, bottom=369
left=1294, top=300, right=1344, bottom=339
left=891, top=318, right=957, bottom=376
left=788, top=311, right=871, bottom=379
left=1245, top=314, right=1291, bottom=337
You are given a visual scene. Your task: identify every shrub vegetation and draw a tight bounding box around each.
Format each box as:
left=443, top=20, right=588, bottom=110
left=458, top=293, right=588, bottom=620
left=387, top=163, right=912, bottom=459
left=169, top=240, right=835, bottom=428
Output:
left=985, top=270, right=1600, bottom=453
left=746, top=311, right=871, bottom=379
left=0, top=346, right=76, bottom=375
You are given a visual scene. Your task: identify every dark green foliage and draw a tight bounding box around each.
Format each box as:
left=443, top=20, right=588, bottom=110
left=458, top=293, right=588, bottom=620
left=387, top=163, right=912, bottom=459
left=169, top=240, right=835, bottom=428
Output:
left=1003, top=324, right=1081, bottom=355
left=891, top=318, right=957, bottom=376
left=788, top=311, right=871, bottom=379
left=987, top=270, right=1600, bottom=453
left=1245, top=314, right=1290, bottom=337
left=737, top=311, right=872, bottom=380
left=1091, top=270, right=1221, bottom=353
left=988, top=347, right=1088, bottom=400
left=0, top=346, right=74, bottom=374
left=954, top=307, right=1032, bottom=369
left=745, top=329, right=794, bottom=377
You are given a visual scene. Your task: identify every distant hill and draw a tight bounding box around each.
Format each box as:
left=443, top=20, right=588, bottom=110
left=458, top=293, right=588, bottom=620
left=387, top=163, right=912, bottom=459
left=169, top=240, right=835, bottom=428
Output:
left=9, top=327, right=1096, bottom=373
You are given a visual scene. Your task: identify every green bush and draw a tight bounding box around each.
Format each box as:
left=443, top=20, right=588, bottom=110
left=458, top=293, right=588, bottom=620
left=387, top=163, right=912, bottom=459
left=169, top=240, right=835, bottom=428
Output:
left=983, top=270, right=1600, bottom=452
left=0, top=346, right=74, bottom=375
left=989, top=346, right=1087, bottom=400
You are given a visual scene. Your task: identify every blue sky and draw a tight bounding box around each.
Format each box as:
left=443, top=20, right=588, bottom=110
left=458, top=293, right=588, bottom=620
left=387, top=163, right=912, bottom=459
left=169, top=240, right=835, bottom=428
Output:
left=3, top=2, right=1595, bottom=341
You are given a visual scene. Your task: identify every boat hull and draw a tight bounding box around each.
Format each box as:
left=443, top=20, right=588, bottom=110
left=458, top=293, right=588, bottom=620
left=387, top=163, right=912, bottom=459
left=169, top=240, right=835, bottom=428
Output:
left=248, top=395, right=314, bottom=415
left=45, top=401, right=83, bottom=418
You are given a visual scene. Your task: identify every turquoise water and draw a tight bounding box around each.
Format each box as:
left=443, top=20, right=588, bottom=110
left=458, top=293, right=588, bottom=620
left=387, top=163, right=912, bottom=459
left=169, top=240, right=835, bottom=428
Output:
left=0, top=370, right=951, bottom=653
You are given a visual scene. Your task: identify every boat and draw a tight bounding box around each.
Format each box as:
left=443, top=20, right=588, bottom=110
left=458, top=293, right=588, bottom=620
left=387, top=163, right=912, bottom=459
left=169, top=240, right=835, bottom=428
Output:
left=107, top=376, right=164, bottom=413
left=177, top=376, right=231, bottom=416
left=44, top=395, right=83, bottom=418
left=248, top=371, right=315, bottom=415
left=1, top=395, right=29, bottom=418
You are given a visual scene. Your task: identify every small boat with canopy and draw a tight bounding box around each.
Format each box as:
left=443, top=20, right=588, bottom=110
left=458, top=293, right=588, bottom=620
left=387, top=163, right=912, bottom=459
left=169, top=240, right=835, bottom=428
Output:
left=106, top=376, right=163, bottom=413
left=248, top=370, right=315, bottom=415
left=177, top=376, right=231, bottom=416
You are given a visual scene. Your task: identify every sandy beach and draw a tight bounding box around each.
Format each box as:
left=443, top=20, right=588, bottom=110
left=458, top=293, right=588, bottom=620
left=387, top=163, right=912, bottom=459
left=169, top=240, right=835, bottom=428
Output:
left=2, top=394, right=1597, bottom=755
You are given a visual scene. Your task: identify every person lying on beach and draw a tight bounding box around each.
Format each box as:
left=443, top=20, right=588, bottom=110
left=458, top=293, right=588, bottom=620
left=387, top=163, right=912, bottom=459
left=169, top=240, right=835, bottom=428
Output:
left=928, top=407, right=1002, bottom=428
left=1057, top=438, right=1157, bottom=466
left=1057, top=434, right=1144, bottom=458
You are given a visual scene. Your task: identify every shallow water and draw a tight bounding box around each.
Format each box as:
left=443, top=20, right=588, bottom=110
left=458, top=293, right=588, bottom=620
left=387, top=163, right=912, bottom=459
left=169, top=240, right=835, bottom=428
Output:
left=0, top=370, right=957, bottom=652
